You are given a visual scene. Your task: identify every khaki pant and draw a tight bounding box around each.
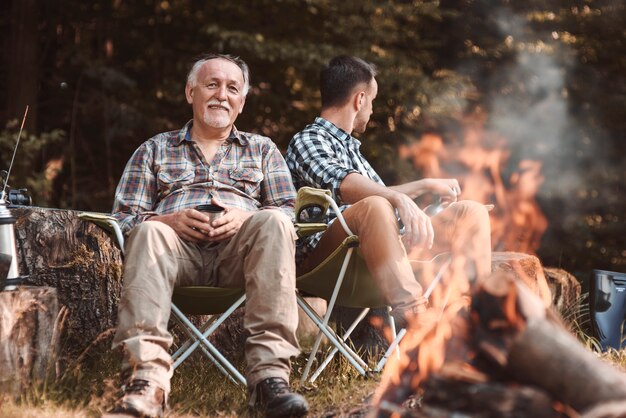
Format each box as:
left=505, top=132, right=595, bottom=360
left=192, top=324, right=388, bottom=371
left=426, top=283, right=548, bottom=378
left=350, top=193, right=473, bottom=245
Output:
left=298, top=197, right=491, bottom=314
left=112, top=210, right=299, bottom=394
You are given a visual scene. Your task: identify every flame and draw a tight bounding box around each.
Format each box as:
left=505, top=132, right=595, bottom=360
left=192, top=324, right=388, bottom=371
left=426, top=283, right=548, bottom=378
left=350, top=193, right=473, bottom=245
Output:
left=400, top=109, right=547, bottom=255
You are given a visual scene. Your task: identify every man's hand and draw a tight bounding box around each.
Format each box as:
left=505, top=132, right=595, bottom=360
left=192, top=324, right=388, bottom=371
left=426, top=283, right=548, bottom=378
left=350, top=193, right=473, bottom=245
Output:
left=389, top=192, right=434, bottom=251
left=421, top=178, right=461, bottom=205
left=392, top=178, right=461, bottom=205
left=148, top=197, right=254, bottom=243
left=148, top=208, right=215, bottom=243
left=204, top=196, right=253, bottom=242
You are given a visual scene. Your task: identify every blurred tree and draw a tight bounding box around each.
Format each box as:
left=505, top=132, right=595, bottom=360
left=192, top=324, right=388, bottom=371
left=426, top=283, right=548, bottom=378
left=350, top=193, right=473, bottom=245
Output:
left=0, top=0, right=623, bottom=274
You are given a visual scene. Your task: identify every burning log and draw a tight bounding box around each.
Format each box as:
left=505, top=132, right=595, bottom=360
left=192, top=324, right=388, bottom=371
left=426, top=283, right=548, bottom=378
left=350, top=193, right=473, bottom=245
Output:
left=373, top=271, right=626, bottom=417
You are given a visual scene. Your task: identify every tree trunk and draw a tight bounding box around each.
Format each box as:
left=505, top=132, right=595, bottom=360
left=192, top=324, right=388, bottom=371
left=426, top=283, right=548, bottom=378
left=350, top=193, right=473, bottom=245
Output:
left=0, top=286, right=61, bottom=396
left=4, top=0, right=38, bottom=131
left=12, top=206, right=123, bottom=359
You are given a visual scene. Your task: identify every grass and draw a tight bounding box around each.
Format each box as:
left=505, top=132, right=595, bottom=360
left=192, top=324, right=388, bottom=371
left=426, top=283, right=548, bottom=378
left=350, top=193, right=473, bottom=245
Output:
left=3, top=293, right=626, bottom=417
left=0, top=334, right=381, bottom=418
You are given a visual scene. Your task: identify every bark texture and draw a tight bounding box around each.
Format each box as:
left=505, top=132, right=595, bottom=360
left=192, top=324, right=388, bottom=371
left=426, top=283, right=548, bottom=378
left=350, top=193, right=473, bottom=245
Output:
left=0, top=286, right=61, bottom=396
left=12, top=206, right=123, bottom=357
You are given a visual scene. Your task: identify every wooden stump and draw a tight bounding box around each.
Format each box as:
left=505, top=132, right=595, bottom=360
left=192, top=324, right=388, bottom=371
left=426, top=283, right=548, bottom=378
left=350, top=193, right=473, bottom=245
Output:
left=12, top=206, right=124, bottom=359
left=544, top=267, right=582, bottom=314
left=0, top=286, right=61, bottom=396
left=492, top=251, right=552, bottom=307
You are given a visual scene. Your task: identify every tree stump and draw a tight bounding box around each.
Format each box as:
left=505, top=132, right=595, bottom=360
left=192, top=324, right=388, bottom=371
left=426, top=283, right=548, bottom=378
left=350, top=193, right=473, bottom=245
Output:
left=0, top=286, right=61, bottom=396
left=491, top=251, right=552, bottom=307
left=543, top=267, right=581, bottom=315
left=12, top=206, right=123, bottom=359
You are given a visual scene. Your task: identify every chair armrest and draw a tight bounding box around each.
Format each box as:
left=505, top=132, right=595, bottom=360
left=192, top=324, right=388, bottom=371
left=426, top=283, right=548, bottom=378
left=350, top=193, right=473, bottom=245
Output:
left=295, top=187, right=331, bottom=222
left=295, top=222, right=328, bottom=238
left=78, top=212, right=125, bottom=252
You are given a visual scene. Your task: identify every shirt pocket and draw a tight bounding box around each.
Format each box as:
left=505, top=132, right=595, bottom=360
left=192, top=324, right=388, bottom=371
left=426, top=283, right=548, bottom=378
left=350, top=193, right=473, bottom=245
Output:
left=228, top=167, right=264, bottom=198
left=157, top=165, right=195, bottom=196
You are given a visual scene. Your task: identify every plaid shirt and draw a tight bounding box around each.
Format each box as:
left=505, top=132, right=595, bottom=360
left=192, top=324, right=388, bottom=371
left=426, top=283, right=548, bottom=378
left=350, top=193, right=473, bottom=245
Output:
left=287, top=117, right=384, bottom=255
left=113, top=120, right=296, bottom=234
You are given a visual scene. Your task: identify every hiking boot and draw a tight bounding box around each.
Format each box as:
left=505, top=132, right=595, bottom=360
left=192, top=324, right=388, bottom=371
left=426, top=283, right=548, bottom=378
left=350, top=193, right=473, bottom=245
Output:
left=102, top=379, right=166, bottom=418
left=391, top=297, right=428, bottom=330
left=251, top=377, right=309, bottom=417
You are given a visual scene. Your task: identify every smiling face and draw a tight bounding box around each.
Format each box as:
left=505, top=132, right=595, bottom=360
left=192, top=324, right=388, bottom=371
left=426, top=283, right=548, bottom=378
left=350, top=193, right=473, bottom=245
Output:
left=185, top=58, right=246, bottom=131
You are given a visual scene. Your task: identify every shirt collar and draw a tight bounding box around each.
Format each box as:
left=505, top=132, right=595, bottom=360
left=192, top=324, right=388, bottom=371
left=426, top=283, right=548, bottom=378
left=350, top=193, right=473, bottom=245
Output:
left=313, top=117, right=361, bottom=146
left=175, top=120, right=249, bottom=146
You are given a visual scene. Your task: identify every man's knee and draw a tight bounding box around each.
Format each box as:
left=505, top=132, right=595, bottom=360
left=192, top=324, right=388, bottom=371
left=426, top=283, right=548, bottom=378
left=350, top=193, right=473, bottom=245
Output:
left=246, top=210, right=296, bottom=237
left=451, top=200, right=490, bottom=229
left=357, top=195, right=396, bottom=220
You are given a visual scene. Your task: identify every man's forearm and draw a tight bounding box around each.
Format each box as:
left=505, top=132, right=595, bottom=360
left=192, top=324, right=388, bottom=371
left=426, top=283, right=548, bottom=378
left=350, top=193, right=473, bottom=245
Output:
left=388, top=179, right=430, bottom=199
left=339, top=173, right=399, bottom=205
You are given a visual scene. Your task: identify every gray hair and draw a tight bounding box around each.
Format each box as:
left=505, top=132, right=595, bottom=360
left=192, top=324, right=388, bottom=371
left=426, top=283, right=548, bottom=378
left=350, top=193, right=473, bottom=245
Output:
left=187, top=53, right=250, bottom=96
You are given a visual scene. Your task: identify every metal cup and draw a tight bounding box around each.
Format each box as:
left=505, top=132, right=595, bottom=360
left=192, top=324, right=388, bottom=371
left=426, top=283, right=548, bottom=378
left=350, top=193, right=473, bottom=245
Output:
left=195, top=203, right=225, bottom=222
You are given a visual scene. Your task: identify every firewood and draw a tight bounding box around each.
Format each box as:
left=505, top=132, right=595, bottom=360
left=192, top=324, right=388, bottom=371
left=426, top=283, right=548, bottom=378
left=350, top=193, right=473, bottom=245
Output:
left=373, top=270, right=626, bottom=417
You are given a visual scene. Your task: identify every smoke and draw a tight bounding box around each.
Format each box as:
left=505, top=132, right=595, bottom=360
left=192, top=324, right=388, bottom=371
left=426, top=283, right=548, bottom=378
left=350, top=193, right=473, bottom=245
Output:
left=485, top=8, right=598, bottom=201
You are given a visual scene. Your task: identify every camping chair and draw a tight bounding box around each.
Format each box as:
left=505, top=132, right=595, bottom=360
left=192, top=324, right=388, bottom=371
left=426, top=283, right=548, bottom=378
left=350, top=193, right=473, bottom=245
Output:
left=293, top=187, right=449, bottom=383
left=78, top=212, right=247, bottom=386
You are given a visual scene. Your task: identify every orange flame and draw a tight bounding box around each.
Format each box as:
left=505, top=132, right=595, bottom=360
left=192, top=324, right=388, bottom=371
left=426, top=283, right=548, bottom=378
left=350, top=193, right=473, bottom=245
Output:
left=399, top=109, right=548, bottom=255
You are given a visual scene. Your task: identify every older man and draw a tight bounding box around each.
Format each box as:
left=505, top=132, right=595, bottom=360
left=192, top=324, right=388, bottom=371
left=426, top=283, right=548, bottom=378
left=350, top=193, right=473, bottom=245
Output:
left=287, top=56, right=492, bottom=326
left=104, top=54, right=308, bottom=418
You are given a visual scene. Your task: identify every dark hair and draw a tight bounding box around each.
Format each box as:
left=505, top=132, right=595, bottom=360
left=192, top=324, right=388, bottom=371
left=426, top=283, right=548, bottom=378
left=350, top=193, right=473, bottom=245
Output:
left=187, top=53, right=250, bottom=96
left=320, top=56, right=377, bottom=108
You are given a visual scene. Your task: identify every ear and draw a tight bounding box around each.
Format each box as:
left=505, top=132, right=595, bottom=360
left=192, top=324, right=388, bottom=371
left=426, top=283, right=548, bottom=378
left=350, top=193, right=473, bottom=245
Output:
left=238, top=96, right=246, bottom=114
left=353, top=91, right=365, bottom=111
left=185, top=83, right=194, bottom=104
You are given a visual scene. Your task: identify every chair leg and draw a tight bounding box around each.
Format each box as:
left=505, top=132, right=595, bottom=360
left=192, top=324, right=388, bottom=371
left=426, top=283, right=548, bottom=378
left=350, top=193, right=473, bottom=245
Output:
left=309, top=307, right=370, bottom=382
left=374, top=328, right=407, bottom=372
left=170, top=299, right=247, bottom=386
left=171, top=314, right=218, bottom=364
left=297, top=296, right=368, bottom=384
left=171, top=313, right=240, bottom=385
left=300, top=248, right=362, bottom=383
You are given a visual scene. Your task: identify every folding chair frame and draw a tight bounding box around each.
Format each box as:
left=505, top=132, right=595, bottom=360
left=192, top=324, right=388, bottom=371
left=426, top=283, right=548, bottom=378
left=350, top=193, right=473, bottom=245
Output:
left=296, top=194, right=406, bottom=383
left=295, top=191, right=449, bottom=383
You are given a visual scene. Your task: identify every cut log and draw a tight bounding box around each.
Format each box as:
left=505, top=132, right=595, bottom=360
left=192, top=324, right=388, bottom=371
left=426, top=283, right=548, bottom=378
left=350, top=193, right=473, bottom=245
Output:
left=543, top=267, right=582, bottom=315
left=0, top=286, right=62, bottom=396
left=373, top=271, right=626, bottom=417
left=491, top=251, right=552, bottom=307
left=11, top=206, right=124, bottom=359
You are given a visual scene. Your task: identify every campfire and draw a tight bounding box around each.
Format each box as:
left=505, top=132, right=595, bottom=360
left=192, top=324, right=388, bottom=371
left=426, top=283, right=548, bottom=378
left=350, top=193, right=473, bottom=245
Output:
left=399, top=107, right=548, bottom=255
left=373, top=268, right=626, bottom=417
left=371, top=110, right=626, bottom=417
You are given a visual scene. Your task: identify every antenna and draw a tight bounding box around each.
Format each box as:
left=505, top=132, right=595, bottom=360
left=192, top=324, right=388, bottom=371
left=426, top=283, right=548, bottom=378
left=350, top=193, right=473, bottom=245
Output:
left=2, top=106, right=29, bottom=197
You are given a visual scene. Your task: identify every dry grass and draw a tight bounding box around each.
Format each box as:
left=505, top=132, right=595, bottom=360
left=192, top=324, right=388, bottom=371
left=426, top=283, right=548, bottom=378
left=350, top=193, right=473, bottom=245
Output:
left=3, top=294, right=625, bottom=417
left=0, top=338, right=381, bottom=418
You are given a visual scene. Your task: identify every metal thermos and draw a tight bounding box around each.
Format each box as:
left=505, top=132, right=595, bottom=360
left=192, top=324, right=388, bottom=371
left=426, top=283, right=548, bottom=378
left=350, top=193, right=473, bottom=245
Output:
left=0, top=191, right=19, bottom=290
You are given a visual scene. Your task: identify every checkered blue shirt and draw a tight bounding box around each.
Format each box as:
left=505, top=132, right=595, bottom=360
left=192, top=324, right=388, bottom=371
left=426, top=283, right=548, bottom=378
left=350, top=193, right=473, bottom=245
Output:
left=287, top=117, right=385, bottom=255
left=113, top=120, right=296, bottom=234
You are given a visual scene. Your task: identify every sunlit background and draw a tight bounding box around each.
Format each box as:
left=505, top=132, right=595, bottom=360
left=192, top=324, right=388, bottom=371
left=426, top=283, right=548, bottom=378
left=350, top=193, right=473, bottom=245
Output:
left=1, top=0, right=624, bottom=282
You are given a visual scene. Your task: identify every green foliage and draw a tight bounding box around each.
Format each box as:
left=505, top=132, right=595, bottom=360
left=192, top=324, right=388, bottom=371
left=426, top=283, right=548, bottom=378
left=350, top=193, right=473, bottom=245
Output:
left=0, top=123, right=65, bottom=207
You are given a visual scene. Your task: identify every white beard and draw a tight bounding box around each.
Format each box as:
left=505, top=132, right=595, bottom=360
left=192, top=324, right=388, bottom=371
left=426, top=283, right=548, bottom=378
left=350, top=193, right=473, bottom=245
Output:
left=202, top=109, right=231, bottom=128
